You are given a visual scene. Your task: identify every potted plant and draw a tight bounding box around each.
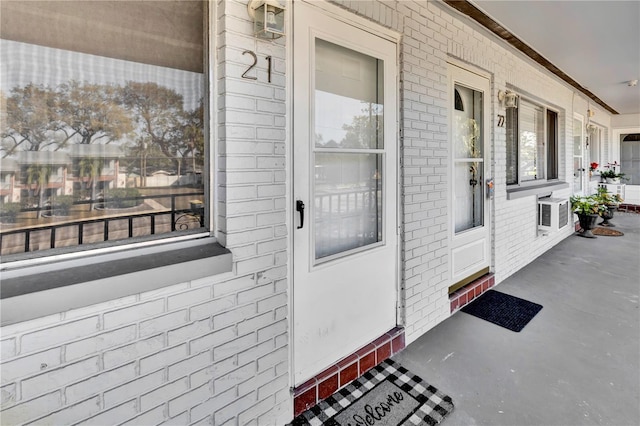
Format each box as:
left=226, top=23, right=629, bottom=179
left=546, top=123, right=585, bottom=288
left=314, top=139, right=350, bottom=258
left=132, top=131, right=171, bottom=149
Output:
left=589, top=162, right=598, bottom=178
left=599, top=161, right=626, bottom=184
left=595, top=187, right=623, bottom=226
left=570, top=194, right=606, bottom=238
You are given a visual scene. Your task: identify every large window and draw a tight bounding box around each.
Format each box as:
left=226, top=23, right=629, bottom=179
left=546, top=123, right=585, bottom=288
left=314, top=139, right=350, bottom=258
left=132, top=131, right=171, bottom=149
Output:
left=506, top=97, right=558, bottom=185
left=0, top=1, right=207, bottom=257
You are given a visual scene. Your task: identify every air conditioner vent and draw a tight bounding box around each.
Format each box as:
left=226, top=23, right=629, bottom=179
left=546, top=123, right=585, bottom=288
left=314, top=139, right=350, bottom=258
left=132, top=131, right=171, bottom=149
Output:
left=538, top=198, right=569, bottom=233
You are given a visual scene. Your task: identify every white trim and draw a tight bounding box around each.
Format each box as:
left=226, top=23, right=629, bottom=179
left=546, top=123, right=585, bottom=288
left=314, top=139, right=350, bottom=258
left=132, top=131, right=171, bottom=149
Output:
left=286, top=0, right=295, bottom=390
left=612, top=126, right=640, bottom=164
left=209, top=0, right=218, bottom=239
left=446, top=56, right=492, bottom=80
left=297, top=0, right=401, bottom=43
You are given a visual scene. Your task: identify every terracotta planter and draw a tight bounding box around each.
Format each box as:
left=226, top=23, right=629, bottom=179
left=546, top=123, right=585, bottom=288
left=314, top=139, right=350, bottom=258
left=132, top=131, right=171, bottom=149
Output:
left=577, top=213, right=599, bottom=238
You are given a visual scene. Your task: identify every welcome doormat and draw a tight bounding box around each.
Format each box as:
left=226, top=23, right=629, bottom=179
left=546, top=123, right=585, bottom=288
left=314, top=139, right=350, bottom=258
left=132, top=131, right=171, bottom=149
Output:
left=461, top=290, right=542, bottom=332
left=290, top=359, right=454, bottom=426
left=592, top=227, right=624, bottom=236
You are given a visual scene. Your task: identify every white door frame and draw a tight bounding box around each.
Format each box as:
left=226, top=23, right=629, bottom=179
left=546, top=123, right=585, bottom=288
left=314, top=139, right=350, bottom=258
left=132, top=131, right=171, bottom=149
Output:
left=447, top=62, right=492, bottom=289
left=288, top=0, right=402, bottom=387
left=612, top=126, right=640, bottom=162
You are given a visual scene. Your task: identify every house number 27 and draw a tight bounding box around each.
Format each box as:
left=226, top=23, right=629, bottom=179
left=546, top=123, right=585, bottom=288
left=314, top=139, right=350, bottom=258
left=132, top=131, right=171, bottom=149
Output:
left=242, top=50, right=273, bottom=83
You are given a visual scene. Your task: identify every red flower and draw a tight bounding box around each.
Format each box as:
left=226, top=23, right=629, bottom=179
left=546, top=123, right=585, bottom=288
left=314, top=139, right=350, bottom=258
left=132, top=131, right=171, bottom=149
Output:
left=590, top=162, right=598, bottom=171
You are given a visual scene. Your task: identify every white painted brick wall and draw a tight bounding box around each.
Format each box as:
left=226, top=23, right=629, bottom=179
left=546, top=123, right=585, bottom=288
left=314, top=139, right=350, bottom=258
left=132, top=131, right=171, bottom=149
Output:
left=1, top=1, right=618, bottom=425
left=1, top=2, right=290, bottom=425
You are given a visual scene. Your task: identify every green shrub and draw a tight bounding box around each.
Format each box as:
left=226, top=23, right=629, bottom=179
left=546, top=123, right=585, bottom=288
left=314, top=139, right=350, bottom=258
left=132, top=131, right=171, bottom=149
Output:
left=0, top=202, right=21, bottom=222
left=52, top=195, right=74, bottom=216
left=104, top=188, right=141, bottom=208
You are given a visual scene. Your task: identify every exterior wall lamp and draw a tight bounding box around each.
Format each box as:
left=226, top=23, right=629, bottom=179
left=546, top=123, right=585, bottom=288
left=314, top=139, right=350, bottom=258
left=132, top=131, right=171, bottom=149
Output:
left=497, top=90, right=518, bottom=109
left=247, top=0, right=285, bottom=40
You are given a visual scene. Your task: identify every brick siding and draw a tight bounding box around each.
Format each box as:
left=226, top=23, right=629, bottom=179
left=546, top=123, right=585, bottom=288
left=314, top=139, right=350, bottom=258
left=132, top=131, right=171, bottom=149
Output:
left=0, top=1, right=616, bottom=425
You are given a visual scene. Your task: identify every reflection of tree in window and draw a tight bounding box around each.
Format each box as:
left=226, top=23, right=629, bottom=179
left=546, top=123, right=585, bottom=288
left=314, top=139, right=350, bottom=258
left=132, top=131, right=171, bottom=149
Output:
left=0, top=0, right=207, bottom=255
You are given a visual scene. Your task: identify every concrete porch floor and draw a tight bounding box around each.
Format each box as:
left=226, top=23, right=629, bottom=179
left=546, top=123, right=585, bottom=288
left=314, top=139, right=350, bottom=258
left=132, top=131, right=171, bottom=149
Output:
left=394, top=212, right=640, bottom=426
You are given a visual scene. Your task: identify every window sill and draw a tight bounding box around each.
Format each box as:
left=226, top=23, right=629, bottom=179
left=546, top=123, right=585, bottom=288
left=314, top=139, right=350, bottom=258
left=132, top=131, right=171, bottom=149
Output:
left=0, top=238, right=232, bottom=325
left=506, top=181, right=569, bottom=200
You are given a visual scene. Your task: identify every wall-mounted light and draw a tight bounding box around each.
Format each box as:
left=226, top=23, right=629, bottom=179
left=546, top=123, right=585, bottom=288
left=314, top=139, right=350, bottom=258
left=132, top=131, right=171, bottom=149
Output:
left=247, top=0, right=285, bottom=40
left=498, top=90, right=518, bottom=109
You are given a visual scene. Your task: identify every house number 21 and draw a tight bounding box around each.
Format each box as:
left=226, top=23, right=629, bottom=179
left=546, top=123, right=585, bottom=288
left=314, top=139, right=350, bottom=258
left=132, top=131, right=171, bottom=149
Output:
left=242, top=50, right=273, bottom=83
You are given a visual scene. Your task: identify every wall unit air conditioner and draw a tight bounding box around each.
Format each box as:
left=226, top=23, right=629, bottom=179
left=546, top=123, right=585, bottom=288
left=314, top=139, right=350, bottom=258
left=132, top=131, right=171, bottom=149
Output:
left=537, top=198, right=569, bottom=233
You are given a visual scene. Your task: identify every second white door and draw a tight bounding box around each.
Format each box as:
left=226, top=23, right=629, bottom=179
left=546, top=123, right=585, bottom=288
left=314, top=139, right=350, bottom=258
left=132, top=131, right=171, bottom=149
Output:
left=449, top=65, right=492, bottom=289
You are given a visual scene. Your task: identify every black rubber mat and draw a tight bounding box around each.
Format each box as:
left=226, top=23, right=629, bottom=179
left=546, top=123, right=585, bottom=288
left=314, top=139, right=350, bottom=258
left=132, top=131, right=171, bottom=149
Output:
left=461, top=290, right=543, bottom=332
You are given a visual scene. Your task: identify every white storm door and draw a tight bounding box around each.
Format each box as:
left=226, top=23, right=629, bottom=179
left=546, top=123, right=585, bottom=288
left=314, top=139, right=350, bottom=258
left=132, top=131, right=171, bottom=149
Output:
left=293, top=2, right=398, bottom=385
left=450, top=65, right=491, bottom=288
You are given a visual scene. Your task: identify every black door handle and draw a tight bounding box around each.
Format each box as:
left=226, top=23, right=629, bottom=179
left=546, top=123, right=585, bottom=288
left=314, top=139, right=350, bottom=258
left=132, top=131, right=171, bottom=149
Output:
left=296, top=200, right=305, bottom=229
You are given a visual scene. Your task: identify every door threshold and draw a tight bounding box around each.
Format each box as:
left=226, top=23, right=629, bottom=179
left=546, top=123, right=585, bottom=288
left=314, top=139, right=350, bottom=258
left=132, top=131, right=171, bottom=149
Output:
left=292, top=327, right=405, bottom=417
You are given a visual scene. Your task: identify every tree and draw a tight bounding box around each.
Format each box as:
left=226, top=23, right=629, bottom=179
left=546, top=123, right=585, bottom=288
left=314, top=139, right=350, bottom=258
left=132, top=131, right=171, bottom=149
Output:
left=56, top=81, right=133, bottom=145
left=1, top=84, right=59, bottom=156
left=121, top=82, right=185, bottom=172
left=78, top=157, right=104, bottom=210
left=175, top=100, right=204, bottom=181
left=341, top=103, right=383, bottom=149
left=25, top=164, right=52, bottom=218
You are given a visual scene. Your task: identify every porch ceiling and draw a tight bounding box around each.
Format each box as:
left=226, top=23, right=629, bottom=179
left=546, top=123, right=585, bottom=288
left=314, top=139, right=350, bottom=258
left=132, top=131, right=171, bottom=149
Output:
left=470, top=0, right=640, bottom=115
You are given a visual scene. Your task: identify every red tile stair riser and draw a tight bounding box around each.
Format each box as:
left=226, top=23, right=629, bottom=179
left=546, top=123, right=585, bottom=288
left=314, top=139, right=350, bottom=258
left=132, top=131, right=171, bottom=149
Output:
left=318, top=373, right=339, bottom=400
left=359, top=352, right=376, bottom=375
left=294, top=386, right=316, bottom=415
left=292, top=327, right=406, bottom=417
left=449, top=273, right=495, bottom=313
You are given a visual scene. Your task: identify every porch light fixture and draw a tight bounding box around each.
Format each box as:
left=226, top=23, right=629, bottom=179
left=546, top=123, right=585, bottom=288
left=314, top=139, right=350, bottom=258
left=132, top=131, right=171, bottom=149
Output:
left=247, top=0, right=285, bottom=40
left=498, top=90, right=518, bottom=109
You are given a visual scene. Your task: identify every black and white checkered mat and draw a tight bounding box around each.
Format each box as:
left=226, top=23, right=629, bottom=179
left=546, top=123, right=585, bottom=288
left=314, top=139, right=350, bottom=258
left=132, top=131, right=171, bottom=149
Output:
left=291, top=359, right=454, bottom=425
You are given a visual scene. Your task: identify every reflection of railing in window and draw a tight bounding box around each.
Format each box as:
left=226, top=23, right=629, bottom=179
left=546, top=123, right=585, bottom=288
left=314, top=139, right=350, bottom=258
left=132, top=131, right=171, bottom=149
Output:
left=0, top=192, right=204, bottom=256
left=314, top=187, right=381, bottom=259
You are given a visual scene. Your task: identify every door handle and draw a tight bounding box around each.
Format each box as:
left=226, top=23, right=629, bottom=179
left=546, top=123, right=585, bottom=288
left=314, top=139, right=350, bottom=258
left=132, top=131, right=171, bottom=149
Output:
left=296, top=200, right=305, bottom=229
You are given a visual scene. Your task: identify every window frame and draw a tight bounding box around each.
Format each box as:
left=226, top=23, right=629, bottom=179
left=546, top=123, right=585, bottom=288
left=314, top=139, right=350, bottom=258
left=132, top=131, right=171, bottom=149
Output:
left=506, top=95, right=561, bottom=187
left=588, top=124, right=603, bottom=171
left=0, top=1, right=227, bottom=325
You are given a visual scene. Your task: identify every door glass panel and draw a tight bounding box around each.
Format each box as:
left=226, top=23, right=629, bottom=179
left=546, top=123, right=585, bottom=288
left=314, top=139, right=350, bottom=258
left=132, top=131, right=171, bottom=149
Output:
left=453, top=84, right=483, bottom=233
left=314, top=154, right=382, bottom=260
left=313, top=38, right=385, bottom=261
left=315, top=39, right=383, bottom=149
left=454, top=162, right=483, bottom=232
